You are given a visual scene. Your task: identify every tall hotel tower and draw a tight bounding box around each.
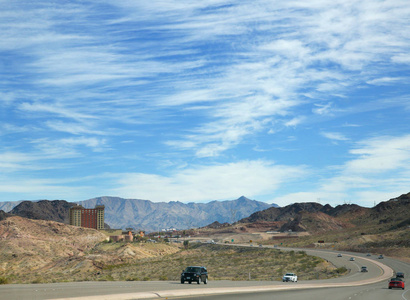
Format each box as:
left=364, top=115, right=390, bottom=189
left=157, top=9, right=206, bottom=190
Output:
left=69, top=205, right=105, bottom=230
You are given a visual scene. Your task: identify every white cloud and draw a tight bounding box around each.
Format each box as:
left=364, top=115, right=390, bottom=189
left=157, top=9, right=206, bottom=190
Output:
left=313, top=103, right=333, bottom=116
left=0, top=92, right=17, bottom=105
left=8, top=0, right=408, bottom=158
left=367, top=77, right=403, bottom=85
left=0, top=152, right=35, bottom=171
left=31, top=137, right=107, bottom=157
left=346, top=135, right=410, bottom=174
left=298, top=135, right=410, bottom=206
left=19, top=102, right=97, bottom=122
left=45, top=121, right=106, bottom=136
left=269, top=134, right=410, bottom=207
left=4, top=1, right=410, bottom=159
left=391, top=54, right=410, bottom=64
left=321, top=131, right=349, bottom=141
left=285, top=117, right=305, bottom=127
left=110, top=160, right=307, bottom=202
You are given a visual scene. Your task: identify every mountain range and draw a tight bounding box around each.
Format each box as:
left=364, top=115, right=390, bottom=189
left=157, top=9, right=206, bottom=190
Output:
left=78, top=196, right=273, bottom=231
left=3, top=193, right=408, bottom=234
left=0, top=196, right=274, bottom=231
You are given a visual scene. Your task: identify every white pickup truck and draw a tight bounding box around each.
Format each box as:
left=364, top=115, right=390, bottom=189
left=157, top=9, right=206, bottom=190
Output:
left=282, top=273, right=298, bottom=282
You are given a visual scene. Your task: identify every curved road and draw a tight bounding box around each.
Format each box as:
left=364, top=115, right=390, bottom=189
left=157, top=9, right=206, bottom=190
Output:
left=177, top=249, right=409, bottom=300
left=0, top=246, right=407, bottom=300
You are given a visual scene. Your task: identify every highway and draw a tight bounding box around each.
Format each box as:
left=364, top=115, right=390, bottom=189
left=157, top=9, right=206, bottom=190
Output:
left=0, top=246, right=407, bottom=300
left=178, top=250, right=409, bottom=300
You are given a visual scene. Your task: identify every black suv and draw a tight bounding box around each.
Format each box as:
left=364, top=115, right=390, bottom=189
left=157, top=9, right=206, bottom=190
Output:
left=181, top=266, right=208, bottom=284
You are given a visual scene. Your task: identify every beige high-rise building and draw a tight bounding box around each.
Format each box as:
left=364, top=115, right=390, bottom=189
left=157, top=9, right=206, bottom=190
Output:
left=69, top=205, right=105, bottom=230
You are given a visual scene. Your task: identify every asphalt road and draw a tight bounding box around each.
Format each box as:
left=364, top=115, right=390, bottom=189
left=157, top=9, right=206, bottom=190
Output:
left=0, top=246, right=407, bottom=300
left=178, top=251, right=409, bottom=300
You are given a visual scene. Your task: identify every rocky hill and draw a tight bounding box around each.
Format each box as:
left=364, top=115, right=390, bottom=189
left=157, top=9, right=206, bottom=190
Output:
left=241, top=202, right=324, bottom=223
left=279, top=211, right=353, bottom=233
left=239, top=192, right=410, bottom=234
left=78, top=196, right=274, bottom=231
left=9, top=200, right=76, bottom=223
left=367, top=193, right=410, bottom=226
left=0, top=210, right=11, bottom=221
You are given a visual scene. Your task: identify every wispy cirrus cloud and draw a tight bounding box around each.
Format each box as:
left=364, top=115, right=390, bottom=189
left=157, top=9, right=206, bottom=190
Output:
left=321, top=132, right=349, bottom=141
left=1, top=1, right=410, bottom=204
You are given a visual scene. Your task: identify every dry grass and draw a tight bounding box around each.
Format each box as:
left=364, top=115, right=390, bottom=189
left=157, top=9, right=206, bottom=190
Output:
left=94, top=243, right=345, bottom=282
left=2, top=242, right=346, bottom=283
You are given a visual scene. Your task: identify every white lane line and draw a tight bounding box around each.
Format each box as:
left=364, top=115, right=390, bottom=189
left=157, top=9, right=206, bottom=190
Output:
left=402, top=289, right=410, bottom=300
left=350, top=261, right=361, bottom=272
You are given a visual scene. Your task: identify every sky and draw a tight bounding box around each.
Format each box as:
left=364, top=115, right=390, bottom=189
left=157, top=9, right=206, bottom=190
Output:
left=1, top=1, right=410, bottom=207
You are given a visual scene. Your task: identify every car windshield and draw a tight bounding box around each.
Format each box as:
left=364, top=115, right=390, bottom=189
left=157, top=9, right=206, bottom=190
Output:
left=185, top=267, right=201, bottom=273
left=285, top=273, right=294, bottom=276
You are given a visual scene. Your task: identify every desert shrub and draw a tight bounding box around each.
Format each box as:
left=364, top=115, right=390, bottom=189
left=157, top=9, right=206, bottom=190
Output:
left=99, top=275, right=114, bottom=281
left=0, top=277, right=9, bottom=284
left=335, top=267, right=348, bottom=274
left=126, top=276, right=139, bottom=281
left=31, top=277, right=45, bottom=284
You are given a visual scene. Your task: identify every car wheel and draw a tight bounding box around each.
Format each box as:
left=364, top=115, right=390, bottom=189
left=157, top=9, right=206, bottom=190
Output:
left=181, top=280, right=184, bottom=284
left=389, top=287, right=392, bottom=289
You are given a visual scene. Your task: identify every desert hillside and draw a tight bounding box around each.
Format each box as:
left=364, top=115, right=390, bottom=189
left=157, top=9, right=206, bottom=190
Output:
left=0, top=216, right=179, bottom=283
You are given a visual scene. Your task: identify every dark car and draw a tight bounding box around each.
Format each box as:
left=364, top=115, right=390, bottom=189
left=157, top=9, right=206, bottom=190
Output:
left=396, top=272, right=404, bottom=278
left=361, top=266, right=368, bottom=272
left=389, top=278, right=405, bottom=290
left=181, top=266, right=208, bottom=284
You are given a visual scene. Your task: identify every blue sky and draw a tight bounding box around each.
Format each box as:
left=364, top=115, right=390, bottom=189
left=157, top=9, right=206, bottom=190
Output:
left=1, top=1, right=410, bottom=207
